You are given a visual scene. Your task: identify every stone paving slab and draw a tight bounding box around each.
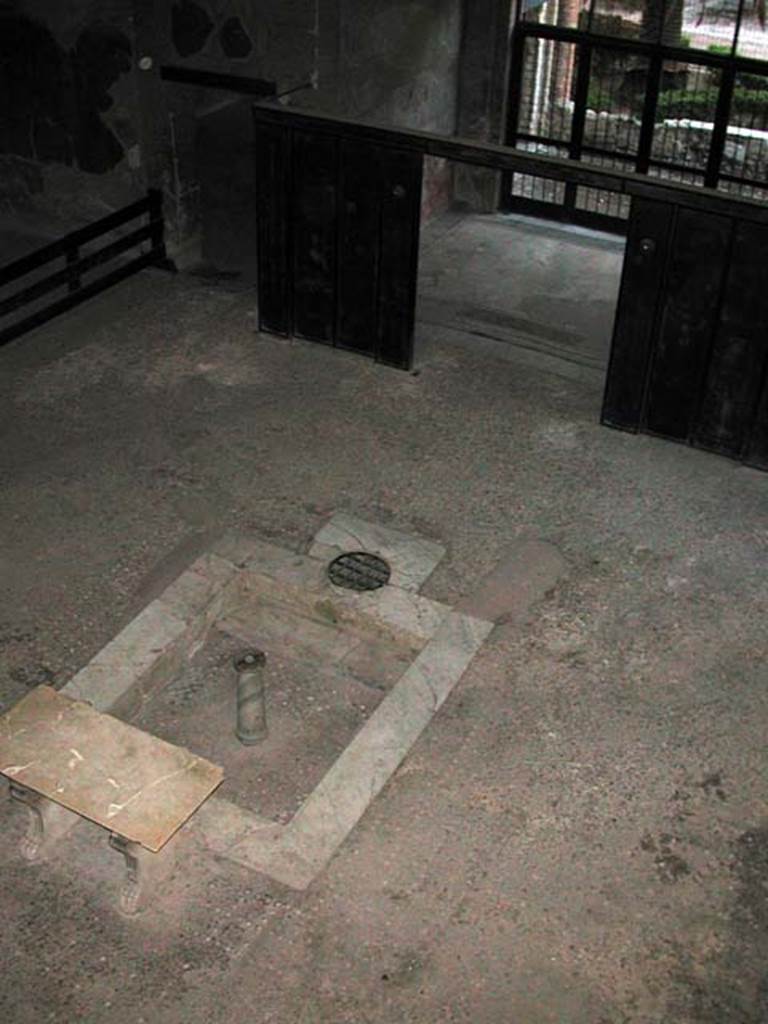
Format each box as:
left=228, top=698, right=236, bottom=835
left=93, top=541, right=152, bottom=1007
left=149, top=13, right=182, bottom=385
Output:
left=309, top=512, right=446, bottom=592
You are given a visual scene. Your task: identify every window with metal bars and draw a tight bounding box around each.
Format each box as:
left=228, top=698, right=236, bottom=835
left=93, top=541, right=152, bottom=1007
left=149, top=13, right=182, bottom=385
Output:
left=502, top=0, right=768, bottom=230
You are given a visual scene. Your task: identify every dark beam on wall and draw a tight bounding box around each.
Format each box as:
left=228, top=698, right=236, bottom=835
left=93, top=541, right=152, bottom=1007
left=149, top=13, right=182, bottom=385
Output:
left=160, top=65, right=276, bottom=97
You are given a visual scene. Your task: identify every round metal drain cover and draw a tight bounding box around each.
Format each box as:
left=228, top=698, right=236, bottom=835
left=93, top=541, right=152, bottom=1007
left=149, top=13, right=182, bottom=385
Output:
left=327, top=551, right=391, bottom=591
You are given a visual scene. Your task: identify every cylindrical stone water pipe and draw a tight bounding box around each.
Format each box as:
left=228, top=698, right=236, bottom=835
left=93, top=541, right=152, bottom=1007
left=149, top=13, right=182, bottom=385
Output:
left=233, top=649, right=268, bottom=745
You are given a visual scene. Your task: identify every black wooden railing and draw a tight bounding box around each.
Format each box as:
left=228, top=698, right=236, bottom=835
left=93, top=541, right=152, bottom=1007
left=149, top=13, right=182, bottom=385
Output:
left=0, top=188, right=170, bottom=348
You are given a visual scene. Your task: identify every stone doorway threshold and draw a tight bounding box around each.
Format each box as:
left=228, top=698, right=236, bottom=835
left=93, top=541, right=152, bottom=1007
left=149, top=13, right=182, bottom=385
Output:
left=33, top=515, right=492, bottom=895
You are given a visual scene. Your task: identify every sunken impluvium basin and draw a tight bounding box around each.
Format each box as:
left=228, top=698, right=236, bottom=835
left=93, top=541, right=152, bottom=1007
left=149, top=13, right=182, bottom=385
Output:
left=1, top=514, right=493, bottom=910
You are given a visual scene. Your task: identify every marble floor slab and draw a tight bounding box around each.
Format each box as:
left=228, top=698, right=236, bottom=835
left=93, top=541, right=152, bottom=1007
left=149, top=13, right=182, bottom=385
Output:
left=309, top=512, right=446, bottom=592
left=0, top=686, right=223, bottom=851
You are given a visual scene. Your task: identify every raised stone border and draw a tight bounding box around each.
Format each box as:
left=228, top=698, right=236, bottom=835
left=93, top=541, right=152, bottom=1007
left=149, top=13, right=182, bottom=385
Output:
left=45, top=520, right=491, bottom=890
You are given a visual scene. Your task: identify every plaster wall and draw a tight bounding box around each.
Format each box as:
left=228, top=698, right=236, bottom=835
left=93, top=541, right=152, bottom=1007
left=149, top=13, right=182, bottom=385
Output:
left=0, top=0, right=465, bottom=262
left=0, top=0, right=145, bottom=247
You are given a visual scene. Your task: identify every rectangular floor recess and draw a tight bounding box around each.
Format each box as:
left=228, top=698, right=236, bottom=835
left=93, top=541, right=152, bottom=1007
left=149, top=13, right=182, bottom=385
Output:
left=3, top=523, right=492, bottom=892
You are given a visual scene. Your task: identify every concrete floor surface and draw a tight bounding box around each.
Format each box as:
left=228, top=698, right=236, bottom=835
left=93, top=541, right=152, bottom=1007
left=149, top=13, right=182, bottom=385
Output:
left=0, top=251, right=766, bottom=1023
left=418, top=212, right=625, bottom=371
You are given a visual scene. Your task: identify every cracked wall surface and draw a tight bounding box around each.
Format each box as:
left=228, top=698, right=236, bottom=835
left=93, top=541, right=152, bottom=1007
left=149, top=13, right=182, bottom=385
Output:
left=1, top=0, right=468, bottom=264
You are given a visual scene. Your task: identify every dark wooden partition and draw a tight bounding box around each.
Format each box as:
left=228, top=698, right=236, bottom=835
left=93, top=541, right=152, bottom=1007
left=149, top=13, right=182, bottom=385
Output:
left=602, top=200, right=768, bottom=470
left=252, top=101, right=768, bottom=469
left=253, top=113, right=422, bottom=370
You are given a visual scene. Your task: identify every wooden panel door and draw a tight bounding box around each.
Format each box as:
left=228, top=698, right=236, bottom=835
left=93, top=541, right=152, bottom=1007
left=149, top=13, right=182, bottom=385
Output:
left=336, top=141, right=423, bottom=367
left=336, top=140, right=382, bottom=356
left=291, top=129, right=338, bottom=344
left=254, top=121, right=292, bottom=336
left=602, top=198, right=768, bottom=469
left=643, top=208, right=731, bottom=442
left=375, top=146, right=423, bottom=368
left=253, top=117, right=423, bottom=370
left=696, top=220, right=768, bottom=467
left=601, top=197, right=675, bottom=432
